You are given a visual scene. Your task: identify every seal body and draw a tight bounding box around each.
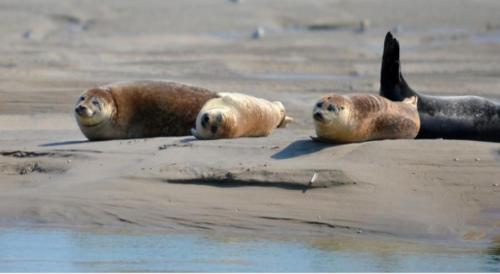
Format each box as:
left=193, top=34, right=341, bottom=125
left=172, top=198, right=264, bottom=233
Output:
left=313, top=94, right=420, bottom=143
left=380, top=32, right=500, bottom=141
left=74, top=80, right=218, bottom=140
left=191, top=93, right=293, bottom=139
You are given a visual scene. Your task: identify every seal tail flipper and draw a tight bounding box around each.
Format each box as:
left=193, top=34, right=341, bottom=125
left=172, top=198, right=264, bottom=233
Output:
left=380, top=32, right=416, bottom=101
left=273, top=101, right=293, bottom=128
left=278, top=116, right=294, bottom=128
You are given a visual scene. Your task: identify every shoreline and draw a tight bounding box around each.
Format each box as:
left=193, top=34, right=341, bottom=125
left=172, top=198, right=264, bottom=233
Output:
left=0, top=0, right=499, bottom=251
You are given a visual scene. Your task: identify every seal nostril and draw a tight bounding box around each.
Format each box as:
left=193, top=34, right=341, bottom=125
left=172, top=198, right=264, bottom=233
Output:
left=313, top=112, right=323, bottom=121
left=211, top=125, right=218, bottom=134
left=75, top=105, right=87, bottom=114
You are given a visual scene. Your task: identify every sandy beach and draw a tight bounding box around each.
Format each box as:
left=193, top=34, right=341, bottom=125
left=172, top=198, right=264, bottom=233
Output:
left=0, top=0, right=499, bottom=248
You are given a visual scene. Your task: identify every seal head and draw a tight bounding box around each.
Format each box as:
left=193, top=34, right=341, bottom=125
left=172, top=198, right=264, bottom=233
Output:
left=313, top=95, right=356, bottom=142
left=74, top=88, right=115, bottom=128
left=191, top=106, right=236, bottom=139
left=313, top=95, right=350, bottom=124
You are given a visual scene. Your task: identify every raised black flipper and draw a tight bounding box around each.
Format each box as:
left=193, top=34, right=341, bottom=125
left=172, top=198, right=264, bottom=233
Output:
left=380, top=32, right=416, bottom=101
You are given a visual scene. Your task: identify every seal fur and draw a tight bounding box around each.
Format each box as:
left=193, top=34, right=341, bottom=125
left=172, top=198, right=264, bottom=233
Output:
left=74, top=80, right=218, bottom=140
left=313, top=94, right=420, bottom=143
left=380, top=32, right=500, bottom=141
left=191, top=93, right=293, bottom=139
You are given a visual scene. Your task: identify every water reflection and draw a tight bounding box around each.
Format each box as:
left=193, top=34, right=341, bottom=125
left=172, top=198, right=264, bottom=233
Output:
left=0, top=227, right=499, bottom=272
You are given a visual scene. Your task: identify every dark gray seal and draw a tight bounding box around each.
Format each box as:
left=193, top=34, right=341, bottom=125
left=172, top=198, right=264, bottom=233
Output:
left=380, top=32, right=500, bottom=142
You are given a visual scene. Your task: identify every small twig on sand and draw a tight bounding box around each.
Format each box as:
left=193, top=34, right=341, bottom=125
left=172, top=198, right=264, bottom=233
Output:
left=303, top=172, right=318, bottom=193
left=310, top=172, right=318, bottom=184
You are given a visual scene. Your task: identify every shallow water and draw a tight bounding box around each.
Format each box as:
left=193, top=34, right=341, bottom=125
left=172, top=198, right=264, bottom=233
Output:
left=472, top=30, right=500, bottom=45
left=0, top=227, right=499, bottom=272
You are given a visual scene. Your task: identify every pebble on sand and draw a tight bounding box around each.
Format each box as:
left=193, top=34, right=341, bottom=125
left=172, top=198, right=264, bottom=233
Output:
left=252, top=27, right=265, bottom=39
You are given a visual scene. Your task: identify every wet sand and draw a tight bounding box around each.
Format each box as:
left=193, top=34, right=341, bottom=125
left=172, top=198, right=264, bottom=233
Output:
left=0, top=0, right=499, bottom=245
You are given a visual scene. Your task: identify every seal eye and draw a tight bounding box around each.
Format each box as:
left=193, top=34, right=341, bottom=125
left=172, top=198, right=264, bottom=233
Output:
left=327, top=105, right=336, bottom=112
left=92, top=100, right=99, bottom=106
left=79, top=96, right=85, bottom=101
left=201, top=113, right=210, bottom=127
left=316, top=102, right=323, bottom=108
left=340, top=106, right=344, bottom=110
left=216, top=113, right=223, bottom=123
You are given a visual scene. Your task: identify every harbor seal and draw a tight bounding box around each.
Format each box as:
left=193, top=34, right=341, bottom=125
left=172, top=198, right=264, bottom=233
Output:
left=191, top=93, right=293, bottom=139
left=312, top=94, right=420, bottom=143
left=380, top=32, right=500, bottom=141
left=74, top=80, right=218, bottom=141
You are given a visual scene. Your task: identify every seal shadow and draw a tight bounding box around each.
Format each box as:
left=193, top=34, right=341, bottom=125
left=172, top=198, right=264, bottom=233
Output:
left=39, top=140, right=89, bottom=147
left=271, top=138, right=336, bottom=160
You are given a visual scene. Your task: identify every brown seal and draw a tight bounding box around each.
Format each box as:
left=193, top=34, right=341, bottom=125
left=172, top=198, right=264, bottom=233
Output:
left=74, top=80, right=218, bottom=141
left=191, top=92, right=293, bottom=139
left=312, top=94, right=420, bottom=143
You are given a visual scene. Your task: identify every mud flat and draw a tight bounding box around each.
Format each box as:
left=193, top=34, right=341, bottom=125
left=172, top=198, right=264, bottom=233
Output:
left=0, top=0, right=499, bottom=253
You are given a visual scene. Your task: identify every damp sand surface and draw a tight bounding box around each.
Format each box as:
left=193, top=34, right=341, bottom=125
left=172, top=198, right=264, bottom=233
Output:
left=0, top=114, right=499, bottom=245
left=0, top=0, right=500, bottom=272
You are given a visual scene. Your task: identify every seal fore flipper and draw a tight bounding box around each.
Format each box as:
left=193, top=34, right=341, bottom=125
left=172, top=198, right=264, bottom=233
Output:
left=191, top=128, right=206, bottom=140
